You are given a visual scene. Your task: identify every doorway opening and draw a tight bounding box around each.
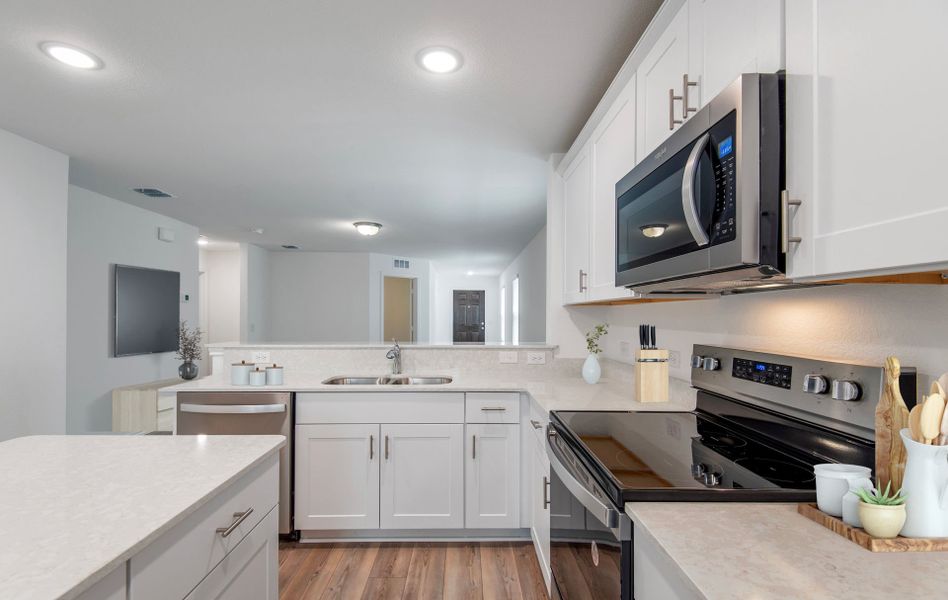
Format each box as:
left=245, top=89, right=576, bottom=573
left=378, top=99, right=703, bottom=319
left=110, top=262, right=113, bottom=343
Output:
left=453, top=290, right=485, bottom=344
left=383, top=276, right=417, bottom=342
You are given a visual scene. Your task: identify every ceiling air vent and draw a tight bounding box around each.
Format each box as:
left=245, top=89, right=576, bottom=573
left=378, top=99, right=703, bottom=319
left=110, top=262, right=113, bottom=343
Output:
left=281, top=244, right=300, bottom=250
left=132, top=187, right=175, bottom=198
left=394, top=259, right=410, bottom=269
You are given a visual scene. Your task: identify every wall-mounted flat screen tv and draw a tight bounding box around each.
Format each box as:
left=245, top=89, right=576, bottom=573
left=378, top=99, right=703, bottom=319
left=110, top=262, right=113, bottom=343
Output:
left=114, top=265, right=180, bottom=357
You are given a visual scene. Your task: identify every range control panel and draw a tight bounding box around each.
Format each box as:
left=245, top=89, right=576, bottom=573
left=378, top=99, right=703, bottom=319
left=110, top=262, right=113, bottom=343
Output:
left=732, top=358, right=792, bottom=389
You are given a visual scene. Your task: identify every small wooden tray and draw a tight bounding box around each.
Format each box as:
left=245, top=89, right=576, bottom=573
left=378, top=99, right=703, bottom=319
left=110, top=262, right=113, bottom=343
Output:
left=798, top=503, right=948, bottom=552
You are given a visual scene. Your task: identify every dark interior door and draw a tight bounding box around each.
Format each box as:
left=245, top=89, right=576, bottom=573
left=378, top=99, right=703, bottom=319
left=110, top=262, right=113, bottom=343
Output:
left=453, top=290, right=485, bottom=344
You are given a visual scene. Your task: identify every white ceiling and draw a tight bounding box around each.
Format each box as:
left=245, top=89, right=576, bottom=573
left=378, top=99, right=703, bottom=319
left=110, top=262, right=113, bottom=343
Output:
left=0, top=0, right=661, bottom=272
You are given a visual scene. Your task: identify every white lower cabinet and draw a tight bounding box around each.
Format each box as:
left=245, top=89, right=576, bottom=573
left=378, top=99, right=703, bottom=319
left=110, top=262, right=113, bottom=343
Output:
left=380, top=423, right=464, bottom=529
left=76, top=564, right=125, bottom=600
left=294, top=423, right=380, bottom=530
left=632, top=524, right=699, bottom=599
left=530, top=437, right=551, bottom=591
left=465, top=423, right=520, bottom=528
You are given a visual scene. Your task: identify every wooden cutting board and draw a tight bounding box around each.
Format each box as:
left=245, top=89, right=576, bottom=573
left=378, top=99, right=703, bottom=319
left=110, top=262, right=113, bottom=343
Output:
left=875, top=357, right=911, bottom=490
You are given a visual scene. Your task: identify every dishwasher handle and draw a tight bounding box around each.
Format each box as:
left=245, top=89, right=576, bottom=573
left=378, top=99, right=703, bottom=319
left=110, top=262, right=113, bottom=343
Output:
left=179, top=403, right=286, bottom=415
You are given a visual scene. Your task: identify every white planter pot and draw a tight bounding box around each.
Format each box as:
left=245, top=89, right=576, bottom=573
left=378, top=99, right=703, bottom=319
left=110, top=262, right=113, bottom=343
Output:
left=859, top=502, right=906, bottom=539
left=582, top=354, right=601, bottom=384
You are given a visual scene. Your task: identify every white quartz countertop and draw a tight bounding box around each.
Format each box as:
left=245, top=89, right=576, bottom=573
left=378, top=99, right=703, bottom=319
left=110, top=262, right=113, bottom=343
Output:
left=164, top=371, right=697, bottom=414
left=0, top=435, right=285, bottom=600
left=624, top=502, right=948, bottom=599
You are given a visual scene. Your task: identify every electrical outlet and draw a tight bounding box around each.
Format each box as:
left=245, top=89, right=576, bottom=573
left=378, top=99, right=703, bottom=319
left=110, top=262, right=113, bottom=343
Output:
left=620, top=341, right=631, bottom=358
left=526, top=351, right=547, bottom=365
left=250, top=350, right=271, bottom=364
left=498, top=351, right=518, bottom=364
left=669, top=350, right=681, bottom=368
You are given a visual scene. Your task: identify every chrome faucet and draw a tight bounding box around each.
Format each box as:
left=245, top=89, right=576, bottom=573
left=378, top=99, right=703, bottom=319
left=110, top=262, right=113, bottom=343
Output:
left=386, top=339, right=402, bottom=374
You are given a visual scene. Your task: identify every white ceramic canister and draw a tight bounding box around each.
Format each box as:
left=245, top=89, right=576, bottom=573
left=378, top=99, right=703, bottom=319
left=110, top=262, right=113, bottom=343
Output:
left=266, top=364, right=284, bottom=386
left=814, top=463, right=872, bottom=517
left=899, top=428, right=948, bottom=538
left=230, top=360, right=252, bottom=386
left=582, top=354, right=601, bottom=384
left=249, top=368, right=267, bottom=386
left=842, top=476, right=874, bottom=528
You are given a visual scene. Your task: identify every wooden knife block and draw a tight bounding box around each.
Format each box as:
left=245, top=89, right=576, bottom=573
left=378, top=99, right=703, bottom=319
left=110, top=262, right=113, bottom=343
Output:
left=635, top=349, right=669, bottom=403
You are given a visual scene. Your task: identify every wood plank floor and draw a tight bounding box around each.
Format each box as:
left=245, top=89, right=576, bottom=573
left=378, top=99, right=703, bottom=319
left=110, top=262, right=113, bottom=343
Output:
left=279, top=542, right=548, bottom=600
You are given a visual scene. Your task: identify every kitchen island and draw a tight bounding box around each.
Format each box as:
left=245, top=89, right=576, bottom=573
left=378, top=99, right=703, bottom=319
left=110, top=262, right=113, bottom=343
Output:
left=0, top=434, right=285, bottom=600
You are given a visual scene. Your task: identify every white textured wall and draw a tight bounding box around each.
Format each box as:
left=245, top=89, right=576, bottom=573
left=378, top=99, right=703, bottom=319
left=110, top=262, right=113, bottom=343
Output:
left=0, top=129, right=68, bottom=441
left=500, top=227, right=547, bottom=343
left=67, top=185, right=199, bottom=433
left=431, top=270, right=500, bottom=344
left=267, top=252, right=371, bottom=342
left=203, top=249, right=241, bottom=343
left=241, top=243, right=270, bottom=342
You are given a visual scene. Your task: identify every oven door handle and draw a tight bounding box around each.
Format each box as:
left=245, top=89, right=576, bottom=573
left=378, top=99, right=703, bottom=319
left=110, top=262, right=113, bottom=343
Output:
left=179, top=403, right=286, bottom=414
left=547, top=429, right=620, bottom=529
left=681, top=132, right=711, bottom=247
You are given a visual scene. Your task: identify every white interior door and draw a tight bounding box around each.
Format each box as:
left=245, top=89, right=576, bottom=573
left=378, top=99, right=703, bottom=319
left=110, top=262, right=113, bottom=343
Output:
left=380, top=423, right=463, bottom=529
left=465, top=423, right=520, bottom=529
left=294, top=423, right=380, bottom=530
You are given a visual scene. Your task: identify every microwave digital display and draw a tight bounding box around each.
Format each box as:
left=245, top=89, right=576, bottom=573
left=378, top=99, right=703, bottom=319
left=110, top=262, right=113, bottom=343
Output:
left=718, top=136, right=733, bottom=158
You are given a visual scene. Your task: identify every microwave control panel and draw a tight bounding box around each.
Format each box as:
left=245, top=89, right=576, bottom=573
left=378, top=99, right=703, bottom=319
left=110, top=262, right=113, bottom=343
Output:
left=709, top=112, right=737, bottom=246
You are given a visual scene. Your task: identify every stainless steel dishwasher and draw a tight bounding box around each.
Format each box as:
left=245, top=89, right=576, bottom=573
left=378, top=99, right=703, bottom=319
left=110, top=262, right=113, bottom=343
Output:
left=176, top=392, right=293, bottom=534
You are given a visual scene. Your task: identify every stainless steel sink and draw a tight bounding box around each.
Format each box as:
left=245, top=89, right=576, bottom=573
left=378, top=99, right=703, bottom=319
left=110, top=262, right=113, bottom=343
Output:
left=322, top=375, right=453, bottom=386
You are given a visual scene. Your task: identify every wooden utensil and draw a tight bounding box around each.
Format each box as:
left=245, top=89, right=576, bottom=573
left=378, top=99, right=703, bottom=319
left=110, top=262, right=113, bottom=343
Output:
left=919, top=393, right=946, bottom=445
left=931, top=380, right=946, bottom=399
left=909, top=403, right=925, bottom=443
left=940, top=401, right=948, bottom=445
left=875, top=357, right=912, bottom=489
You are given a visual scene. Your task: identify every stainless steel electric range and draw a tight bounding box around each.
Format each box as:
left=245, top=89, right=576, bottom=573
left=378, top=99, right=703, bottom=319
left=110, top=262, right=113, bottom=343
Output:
left=546, top=345, right=917, bottom=600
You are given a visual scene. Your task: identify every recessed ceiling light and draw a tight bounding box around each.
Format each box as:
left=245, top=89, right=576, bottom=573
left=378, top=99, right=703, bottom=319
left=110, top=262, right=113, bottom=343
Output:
left=466, top=270, right=474, bottom=276
left=39, top=42, right=103, bottom=70
left=197, top=236, right=209, bottom=246
left=416, top=47, right=463, bottom=74
left=353, top=221, right=382, bottom=236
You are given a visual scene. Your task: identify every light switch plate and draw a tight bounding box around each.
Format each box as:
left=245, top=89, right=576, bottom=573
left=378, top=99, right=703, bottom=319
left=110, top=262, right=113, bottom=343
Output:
left=250, top=350, right=271, bottom=364
left=526, top=351, right=546, bottom=365
left=498, top=351, right=518, bottom=364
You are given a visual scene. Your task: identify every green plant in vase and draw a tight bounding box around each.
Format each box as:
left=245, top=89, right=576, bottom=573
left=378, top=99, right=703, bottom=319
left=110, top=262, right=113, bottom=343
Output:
left=855, top=481, right=906, bottom=539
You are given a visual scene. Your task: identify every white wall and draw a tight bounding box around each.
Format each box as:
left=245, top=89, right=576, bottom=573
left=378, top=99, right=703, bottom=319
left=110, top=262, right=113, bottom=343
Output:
left=0, top=129, right=68, bottom=442
left=241, top=243, right=270, bottom=342
left=431, top=269, right=501, bottom=344
left=368, top=253, right=431, bottom=343
left=500, top=227, right=547, bottom=344
left=201, top=248, right=241, bottom=343
left=268, top=252, right=371, bottom=342
left=67, top=185, right=199, bottom=433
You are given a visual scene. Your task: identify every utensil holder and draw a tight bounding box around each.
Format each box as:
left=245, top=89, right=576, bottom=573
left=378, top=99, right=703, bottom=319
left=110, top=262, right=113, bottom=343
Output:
left=635, top=349, right=669, bottom=403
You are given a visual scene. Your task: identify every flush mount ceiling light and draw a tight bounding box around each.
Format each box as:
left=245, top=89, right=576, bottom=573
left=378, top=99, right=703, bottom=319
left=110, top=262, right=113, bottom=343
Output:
left=197, top=236, right=209, bottom=246
left=39, top=42, right=103, bottom=69
left=353, top=221, right=382, bottom=236
left=416, top=46, right=463, bottom=74
left=640, top=224, right=668, bottom=238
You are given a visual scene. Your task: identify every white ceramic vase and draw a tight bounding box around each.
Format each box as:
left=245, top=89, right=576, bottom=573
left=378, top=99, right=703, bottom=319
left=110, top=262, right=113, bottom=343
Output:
left=899, top=428, right=948, bottom=538
left=582, top=354, right=601, bottom=384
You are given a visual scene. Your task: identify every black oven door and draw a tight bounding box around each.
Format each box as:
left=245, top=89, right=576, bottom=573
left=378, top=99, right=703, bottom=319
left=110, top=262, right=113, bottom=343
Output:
left=548, top=428, right=632, bottom=600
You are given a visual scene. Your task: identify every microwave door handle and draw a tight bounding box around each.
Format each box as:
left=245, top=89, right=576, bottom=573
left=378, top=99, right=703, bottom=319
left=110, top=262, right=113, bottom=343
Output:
left=681, top=132, right=711, bottom=247
left=179, top=403, right=286, bottom=414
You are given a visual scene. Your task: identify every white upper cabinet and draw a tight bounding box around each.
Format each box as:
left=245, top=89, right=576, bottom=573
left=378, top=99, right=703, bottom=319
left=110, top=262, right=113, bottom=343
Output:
left=636, top=1, right=692, bottom=158
left=687, top=0, right=783, bottom=107
left=562, top=146, right=591, bottom=304
left=786, top=0, right=948, bottom=279
left=588, top=77, right=638, bottom=301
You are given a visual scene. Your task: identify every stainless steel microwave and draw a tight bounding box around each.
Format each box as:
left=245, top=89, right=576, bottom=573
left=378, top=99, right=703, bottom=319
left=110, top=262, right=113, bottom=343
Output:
left=615, top=73, right=786, bottom=294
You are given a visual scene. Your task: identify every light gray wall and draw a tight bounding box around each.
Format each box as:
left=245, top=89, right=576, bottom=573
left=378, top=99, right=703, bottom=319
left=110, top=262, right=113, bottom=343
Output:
left=501, top=227, right=547, bottom=343
left=0, top=128, right=68, bottom=441
left=241, top=243, right=271, bottom=343
left=267, top=252, right=371, bottom=342
left=67, top=185, right=199, bottom=433
left=202, top=249, right=241, bottom=343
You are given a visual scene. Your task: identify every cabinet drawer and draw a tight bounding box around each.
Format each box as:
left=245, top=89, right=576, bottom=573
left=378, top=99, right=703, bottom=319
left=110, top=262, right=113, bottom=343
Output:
left=465, top=393, right=520, bottom=424
left=296, top=392, right=464, bottom=424
left=129, top=455, right=279, bottom=600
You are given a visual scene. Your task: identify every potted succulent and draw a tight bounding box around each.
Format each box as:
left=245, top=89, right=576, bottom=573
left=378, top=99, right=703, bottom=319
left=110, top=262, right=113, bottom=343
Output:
left=176, top=320, right=203, bottom=380
left=582, top=324, right=608, bottom=384
left=855, top=481, right=907, bottom=539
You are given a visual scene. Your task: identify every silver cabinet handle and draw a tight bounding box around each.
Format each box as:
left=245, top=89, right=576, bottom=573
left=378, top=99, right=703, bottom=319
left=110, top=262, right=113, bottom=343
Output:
left=543, top=476, right=551, bottom=509
left=669, top=88, right=683, bottom=130
left=530, top=419, right=542, bottom=429
left=480, top=406, right=507, bottom=412
left=216, top=507, right=253, bottom=538
left=472, top=434, right=476, bottom=460
left=369, top=434, right=374, bottom=460
left=578, top=269, right=587, bottom=293
left=682, top=73, right=698, bottom=117
left=180, top=403, right=285, bottom=414
left=681, top=132, right=711, bottom=247
left=384, top=435, right=390, bottom=460
left=781, top=190, right=803, bottom=252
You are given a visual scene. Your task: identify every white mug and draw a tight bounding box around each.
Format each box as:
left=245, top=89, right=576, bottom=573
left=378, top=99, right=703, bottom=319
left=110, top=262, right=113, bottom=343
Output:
left=814, top=463, right=872, bottom=517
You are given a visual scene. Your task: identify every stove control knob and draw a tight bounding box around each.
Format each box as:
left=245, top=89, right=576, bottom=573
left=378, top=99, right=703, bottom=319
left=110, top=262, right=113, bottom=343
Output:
left=691, top=463, right=707, bottom=479
left=802, top=374, right=828, bottom=394
left=691, top=354, right=705, bottom=369
left=701, top=357, right=720, bottom=371
left=702, top=471, right=722, bottom=486
left=832, top=380, right=862, bottom=402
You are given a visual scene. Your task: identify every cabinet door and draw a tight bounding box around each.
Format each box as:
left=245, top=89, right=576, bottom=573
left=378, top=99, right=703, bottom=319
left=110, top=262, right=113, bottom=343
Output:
left=562, top=146, right=591, bottom=304
left=295, top=424, right=380, bottom=530
left=77, top=564, right=125, bottom=600
left=589, top=77, right=638, bottom=301
left=380, top=424, right=464, bottom=529
left=184, top=506, right=279, bottom=600
left=530, top=441, right=551, bottom=591
left=786, top=0, right=948, bottom=279
left=637, top=1, right=691, bottom=157
left=465, top=423, right=520, bottom=529
left=688, top=0, right=783, bottom=107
